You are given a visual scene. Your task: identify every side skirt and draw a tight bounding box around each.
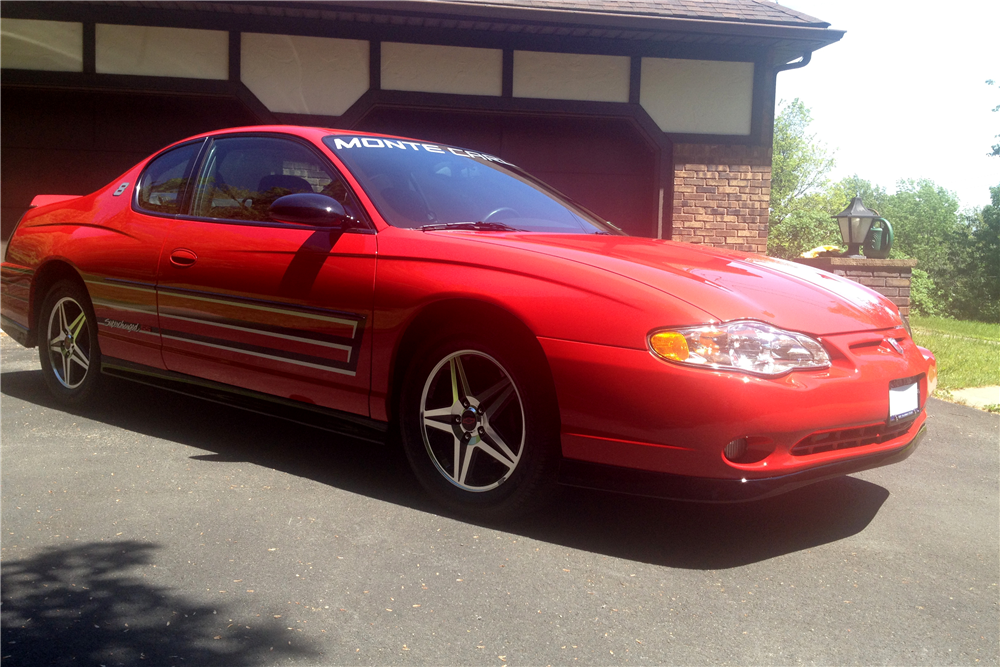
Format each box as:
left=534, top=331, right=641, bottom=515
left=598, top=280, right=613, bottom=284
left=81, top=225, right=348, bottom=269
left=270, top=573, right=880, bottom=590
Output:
left=1, top=314, right=34, bottom=348
left=100, top=357, right=389, bottom=445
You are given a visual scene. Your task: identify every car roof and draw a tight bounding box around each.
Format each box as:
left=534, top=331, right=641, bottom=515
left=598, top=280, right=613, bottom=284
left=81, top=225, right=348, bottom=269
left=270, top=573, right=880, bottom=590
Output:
left=168, top=125, right=424, bottom=148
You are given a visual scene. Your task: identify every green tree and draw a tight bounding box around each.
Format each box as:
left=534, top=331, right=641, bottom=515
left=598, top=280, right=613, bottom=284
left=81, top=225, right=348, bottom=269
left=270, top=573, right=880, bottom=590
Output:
left=988, top=79, right=999, bottom=158
left=828, top=176, right=889, bottom=217
left=768, top=99, right=839, bottom=258
left=880, top=179, right=962, bottom=277
left=951, top=185, right=1000, bottom=322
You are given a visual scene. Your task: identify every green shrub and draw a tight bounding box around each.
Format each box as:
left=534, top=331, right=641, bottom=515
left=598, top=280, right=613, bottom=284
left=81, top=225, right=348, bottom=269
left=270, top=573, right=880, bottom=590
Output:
left=909, top=268, right=946, bottom=317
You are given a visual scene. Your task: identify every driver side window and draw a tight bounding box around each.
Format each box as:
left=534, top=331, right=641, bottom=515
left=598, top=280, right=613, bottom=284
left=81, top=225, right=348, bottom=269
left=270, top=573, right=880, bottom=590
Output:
left=191, top=136, right=365, bottom=224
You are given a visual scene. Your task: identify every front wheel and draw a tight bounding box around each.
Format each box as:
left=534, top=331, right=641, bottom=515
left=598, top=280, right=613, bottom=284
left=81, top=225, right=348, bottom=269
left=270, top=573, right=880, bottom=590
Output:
left=39, top=280, right=102, bottom=405
left=400, top=336, right=559, bottom=521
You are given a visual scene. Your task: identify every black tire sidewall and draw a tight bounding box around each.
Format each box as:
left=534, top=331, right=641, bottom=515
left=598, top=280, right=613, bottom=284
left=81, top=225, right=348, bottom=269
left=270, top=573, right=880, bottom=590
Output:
left=400, top=333, right=559, bottom=520
left=38, top=280, right=102, bottom=405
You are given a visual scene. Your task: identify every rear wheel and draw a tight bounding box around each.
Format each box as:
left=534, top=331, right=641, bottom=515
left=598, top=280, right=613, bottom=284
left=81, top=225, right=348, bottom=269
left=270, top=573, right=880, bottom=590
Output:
left=39, top=280, right=102, bottom=404
left=400, top=335, right=559, bottom=520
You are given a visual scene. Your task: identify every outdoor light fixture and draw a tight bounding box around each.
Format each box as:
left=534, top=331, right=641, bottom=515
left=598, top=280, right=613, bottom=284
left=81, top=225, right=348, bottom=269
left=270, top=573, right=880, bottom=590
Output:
left=833, top=195, right=879, bottom=257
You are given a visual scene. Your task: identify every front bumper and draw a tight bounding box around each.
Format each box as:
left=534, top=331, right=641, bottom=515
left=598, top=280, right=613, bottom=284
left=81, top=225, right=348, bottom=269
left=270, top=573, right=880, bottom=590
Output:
left=559, top=422, right=926, bottom=502
left=540, top=326, right=934, bottom=482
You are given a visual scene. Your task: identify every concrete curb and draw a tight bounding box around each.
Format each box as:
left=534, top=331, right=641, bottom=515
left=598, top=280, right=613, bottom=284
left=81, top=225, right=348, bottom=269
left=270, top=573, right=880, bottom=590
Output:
left=947, top=386, right=1000, bottom=411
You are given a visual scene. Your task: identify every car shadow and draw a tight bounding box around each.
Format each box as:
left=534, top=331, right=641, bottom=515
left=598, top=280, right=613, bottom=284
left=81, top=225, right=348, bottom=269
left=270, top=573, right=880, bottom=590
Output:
left=0, top=540, right=321, bottom=666
left=2, top=369, right=890, bottom=570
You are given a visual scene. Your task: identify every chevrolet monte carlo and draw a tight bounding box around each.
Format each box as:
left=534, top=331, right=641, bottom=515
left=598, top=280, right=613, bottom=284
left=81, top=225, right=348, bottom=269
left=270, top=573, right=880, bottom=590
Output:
left=0, top=126, right=936, bottom=519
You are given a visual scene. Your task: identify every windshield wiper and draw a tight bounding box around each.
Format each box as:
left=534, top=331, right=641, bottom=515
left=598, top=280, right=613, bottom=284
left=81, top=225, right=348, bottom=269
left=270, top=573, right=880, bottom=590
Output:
left=420, top=221, right=520, bottom=232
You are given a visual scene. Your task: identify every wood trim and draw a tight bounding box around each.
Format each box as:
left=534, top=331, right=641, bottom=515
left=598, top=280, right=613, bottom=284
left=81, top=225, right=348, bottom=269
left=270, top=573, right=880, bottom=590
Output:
left=0, top=70, right=277, bottom=124
left=228, top=30, right=240, bottom=82
left=335, top=89, right=379, bottom=130
left=502, top=49, right=514, bottom=99
left=748, top=56, right=771, bottom=145
left=663, top=132, right=757, bottom=145
left=629, top=56, right=641, bottom=106
left=760, top=48, right=780, bottom=147
left=0, top=2, right=807, bottom=64
left=232, top=82, right=278, bottom=124
left=659, top=143, right=675, bottom=239
left=1, top=1, right=843, bottom=43
left=369, top=40, right=381, bottom=91
left=82, top=21, right=96, bottom=74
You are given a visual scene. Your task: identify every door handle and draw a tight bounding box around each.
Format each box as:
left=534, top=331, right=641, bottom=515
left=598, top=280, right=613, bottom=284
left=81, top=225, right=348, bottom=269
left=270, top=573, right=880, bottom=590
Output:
left=169, top=248, right=198, bottom=267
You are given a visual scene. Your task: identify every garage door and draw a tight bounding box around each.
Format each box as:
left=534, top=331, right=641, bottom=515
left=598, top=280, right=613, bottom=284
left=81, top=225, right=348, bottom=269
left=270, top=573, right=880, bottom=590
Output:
left=353, top=108, right=658, bottom=238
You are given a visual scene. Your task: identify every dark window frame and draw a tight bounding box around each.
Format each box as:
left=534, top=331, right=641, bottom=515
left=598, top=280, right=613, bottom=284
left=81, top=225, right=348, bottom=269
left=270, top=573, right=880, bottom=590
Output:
left=132, top=138, right=207, bottom=218
left=136, top=132, right=375, bottom=233
left=182, top=132, right=374, bottom=232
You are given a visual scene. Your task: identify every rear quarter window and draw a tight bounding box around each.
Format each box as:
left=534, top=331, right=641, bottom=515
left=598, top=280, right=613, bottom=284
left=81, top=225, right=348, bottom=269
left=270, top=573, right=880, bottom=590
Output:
left=136, top=142, right=202, bottom=215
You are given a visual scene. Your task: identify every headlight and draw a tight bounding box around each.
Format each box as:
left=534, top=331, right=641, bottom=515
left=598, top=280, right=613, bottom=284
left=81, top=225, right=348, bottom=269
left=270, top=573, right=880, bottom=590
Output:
left=648, top=320, right=830, bottom=377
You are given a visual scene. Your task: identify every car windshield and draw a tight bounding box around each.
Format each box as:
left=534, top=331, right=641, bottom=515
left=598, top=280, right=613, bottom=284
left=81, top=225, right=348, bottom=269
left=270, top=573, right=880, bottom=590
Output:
left=324, top=135, right=621, bottom=234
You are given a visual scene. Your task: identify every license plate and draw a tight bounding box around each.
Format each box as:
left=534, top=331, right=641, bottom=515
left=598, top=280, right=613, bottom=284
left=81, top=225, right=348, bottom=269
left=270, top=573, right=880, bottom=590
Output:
left=888, top=379, right=920, bottom=422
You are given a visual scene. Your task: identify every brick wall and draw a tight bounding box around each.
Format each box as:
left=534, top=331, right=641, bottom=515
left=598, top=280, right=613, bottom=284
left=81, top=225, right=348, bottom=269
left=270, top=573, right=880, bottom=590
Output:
left=671, top=143, right=772, bottom=254
left=794, top=258, right=918, bottom=319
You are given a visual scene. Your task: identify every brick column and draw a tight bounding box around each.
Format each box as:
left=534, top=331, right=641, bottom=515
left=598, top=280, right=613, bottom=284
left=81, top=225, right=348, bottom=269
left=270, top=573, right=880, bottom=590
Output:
left=671, top=143, right=771, bottom=254
left=793, top=257, right=918, bottom=319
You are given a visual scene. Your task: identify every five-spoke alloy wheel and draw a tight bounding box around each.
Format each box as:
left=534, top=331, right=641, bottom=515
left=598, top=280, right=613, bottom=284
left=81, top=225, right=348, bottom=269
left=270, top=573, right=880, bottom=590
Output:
left=401, top=335, right=558, bottom=520
left=39, top=281, right=101, bottom=404
left=420, top=350, right=525, bottom=492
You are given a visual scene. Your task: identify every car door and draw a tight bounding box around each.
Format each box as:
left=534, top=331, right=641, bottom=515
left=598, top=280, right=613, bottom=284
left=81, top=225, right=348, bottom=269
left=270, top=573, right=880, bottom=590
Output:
left=155, top=134, right=376, bottom=417
left=88, top=139, right=204, bottom=370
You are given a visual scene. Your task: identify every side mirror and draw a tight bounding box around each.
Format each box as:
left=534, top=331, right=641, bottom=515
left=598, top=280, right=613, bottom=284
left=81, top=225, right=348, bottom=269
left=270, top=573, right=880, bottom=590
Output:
left=269, top=193, right=350, bottom=227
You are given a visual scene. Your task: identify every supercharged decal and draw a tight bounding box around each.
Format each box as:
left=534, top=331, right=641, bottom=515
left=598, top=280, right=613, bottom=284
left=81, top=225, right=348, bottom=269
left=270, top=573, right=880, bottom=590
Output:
left=101, top=318, right=142, bottom=333
left=86, top=276, right=159, bottom=338
left=331, top=136, right=512, bottom=165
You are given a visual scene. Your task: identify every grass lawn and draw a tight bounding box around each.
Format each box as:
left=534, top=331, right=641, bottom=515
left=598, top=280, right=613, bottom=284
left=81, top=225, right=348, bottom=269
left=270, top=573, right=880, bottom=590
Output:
left=910, top=315, right=1000, bottom=391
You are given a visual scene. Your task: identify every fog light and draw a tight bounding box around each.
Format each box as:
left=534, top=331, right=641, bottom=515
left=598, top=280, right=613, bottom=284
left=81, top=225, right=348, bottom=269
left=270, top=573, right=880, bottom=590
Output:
left=724, top=438, right=748, bottom=462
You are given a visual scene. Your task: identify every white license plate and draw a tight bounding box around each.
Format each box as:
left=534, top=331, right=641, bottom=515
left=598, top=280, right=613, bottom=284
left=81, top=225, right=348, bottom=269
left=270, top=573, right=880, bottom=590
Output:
left=889, top=381, right=919, bottom=421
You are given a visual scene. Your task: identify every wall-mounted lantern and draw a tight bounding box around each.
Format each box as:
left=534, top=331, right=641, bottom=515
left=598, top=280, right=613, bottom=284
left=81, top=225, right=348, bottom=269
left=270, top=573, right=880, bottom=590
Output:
left=833, top=195, right=879, bottom=257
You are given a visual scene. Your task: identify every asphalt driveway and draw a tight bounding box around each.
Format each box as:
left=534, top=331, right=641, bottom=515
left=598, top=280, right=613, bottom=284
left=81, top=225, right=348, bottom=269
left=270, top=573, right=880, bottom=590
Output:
left=2, top=332, right=997, bottom=666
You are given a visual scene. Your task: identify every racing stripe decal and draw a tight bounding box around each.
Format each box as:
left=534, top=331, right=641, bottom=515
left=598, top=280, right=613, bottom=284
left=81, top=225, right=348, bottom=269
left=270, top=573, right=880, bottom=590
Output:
left=81, top=275, right=366, bottom=376
left=156, top=286, right=366, bottom=376
left=1, top=265, right=34, bottom=328
left=159, top=311, right=354, bottom=357
left=159, top=328, right=358, bottom=376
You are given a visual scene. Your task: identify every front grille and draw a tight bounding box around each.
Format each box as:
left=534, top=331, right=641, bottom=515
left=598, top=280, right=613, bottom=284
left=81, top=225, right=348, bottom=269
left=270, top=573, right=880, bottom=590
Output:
left=790, top=419, right=915, bottom=457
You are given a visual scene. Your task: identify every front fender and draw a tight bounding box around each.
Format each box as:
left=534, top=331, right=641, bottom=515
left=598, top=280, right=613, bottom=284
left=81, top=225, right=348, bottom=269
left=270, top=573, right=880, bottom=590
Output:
left=369, top=228, right=714, bottom=420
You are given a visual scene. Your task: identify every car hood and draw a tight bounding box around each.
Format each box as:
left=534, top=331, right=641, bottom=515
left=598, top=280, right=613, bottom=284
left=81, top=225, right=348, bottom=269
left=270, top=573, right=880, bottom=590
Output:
left=463, top=233, right=901, bottom=335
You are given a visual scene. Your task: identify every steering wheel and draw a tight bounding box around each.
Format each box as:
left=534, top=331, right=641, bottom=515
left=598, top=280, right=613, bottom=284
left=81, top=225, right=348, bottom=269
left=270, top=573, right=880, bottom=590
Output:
left=483, top=207, right=519, bottom=222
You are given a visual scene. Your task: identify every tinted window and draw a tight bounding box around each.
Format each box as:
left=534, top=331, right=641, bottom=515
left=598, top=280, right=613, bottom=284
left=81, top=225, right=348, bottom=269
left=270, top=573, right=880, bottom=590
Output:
left=324, top=135, right=619, bottom=234
left=136, top=142, right=201, bottom=214
left=191, top=136, right=365, bottom=225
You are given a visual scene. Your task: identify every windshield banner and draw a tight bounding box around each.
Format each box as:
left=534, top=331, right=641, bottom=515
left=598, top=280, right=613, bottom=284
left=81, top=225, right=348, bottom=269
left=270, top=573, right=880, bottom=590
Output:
left=330, top=137, right=511, bottom=165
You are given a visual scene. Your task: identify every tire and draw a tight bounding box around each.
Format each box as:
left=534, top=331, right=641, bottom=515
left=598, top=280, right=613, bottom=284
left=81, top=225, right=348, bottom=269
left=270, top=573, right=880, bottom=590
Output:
left=38, top=280, right=102, bottom=405
left=399, top=334, right=560, bottom=521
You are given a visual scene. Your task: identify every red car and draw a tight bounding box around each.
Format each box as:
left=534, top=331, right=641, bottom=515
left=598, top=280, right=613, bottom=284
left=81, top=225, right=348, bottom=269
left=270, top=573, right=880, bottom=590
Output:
left=1, top=125, right=935, bottom=519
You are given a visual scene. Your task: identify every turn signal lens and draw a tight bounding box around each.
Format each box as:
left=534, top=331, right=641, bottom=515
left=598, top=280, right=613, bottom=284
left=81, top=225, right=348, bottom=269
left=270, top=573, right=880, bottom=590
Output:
left=927, top=363, right=938, bottom=396
left=649, top=331, right=689, bottom=361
